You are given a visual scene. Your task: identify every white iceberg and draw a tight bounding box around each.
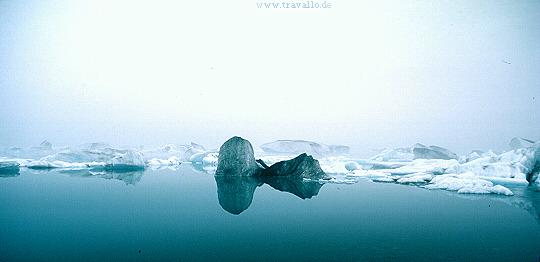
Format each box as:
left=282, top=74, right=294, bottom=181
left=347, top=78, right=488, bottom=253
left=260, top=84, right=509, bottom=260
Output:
left=369, top=147, right=414, bottom=162
left=146, top=156, right=181, bottom=168
left=104, top=150, right=145, bottom=171
left=202, top=152, right=219, bottom=166
left=396, top=173, right=433, bottom=184
left=447, top=142, right=539, bottom=184
left=424, top=173, right=513, bottom=196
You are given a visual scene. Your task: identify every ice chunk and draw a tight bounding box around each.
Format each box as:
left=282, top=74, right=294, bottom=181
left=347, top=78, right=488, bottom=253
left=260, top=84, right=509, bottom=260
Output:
left=202, top=152, right=219, bottom=166
left=0, top=161, right=20, bottom=175
left=26, top=160, right=103, bottom=169
left=349, top=169, right=395, bottom=182
left=457, top=185, right=513, bottom=196
left=412, top=143, right=458, bottom=160
left=448, top=143, right=539, bottom=184
left=189, top=151, right=218, bottom=166
left=184, top=142, right=207, bottom=160
left=424, top=173, right=513, bottom=196
left=369, top=147, right=414, bottom=162
left=396, top=173, right=433, bottom=184
left=318, top=158, right=351, bottom=174
left=105, top=150, right=145, bottom=171
left=458, top=150, right=497, bottom=164
left=146, top=156, right=181, bottom=167
left=356, top=159, right=410, bottom=169
left=260, top=140, right=349, bottom=157
left=344, top=161, right=361, bottom=171
left=142, top=142, right=206, bottom=162
left=509, top=137, right=535, bottom=150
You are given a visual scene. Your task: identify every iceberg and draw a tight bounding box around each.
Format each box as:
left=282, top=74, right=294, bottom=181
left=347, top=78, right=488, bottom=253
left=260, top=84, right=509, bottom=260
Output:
left=146, top=156, right=181, bottom=168
left=369, top=147, right=414, bottom=162
left=447, top=142, right=539, bottom=184
left=370, top=143, right=457, bottom=161
left=104, top=150, right=145, bottom=171
left=141, top=142, right=206, bottom=163
left=0, top=161, right=20, bottom=176
left=412, top=144, right=458, bottom=160
left=396, top=173, right=433, bottom=184
left=509, top=137, right=535, bottom=150
left=424, top=173, right=514, bottom=196
left=260, top=140, right=349, bottom=157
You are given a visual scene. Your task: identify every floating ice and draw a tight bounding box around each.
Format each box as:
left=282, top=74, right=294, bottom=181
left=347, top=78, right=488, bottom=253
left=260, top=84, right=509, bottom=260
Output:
left=396, top=173, right=433, bottom=184
left=202, top=152, right=219, bottom=166
left=412, top=144, right=458, bottom=160
left=447, top=143, right=539, bottom=184
left=349, top=169, right=394, bottom=182
left=105, top=150, right=145, bottom=171
left=146, top=156, right=181, bottom=168
left=369, top=147, right=414, bottom=162
left=380, top=159, right=459, bottom=175
left=344, top=161, right=361, bottom=171
left=424, top=173, right=513, bottom=196
left=0, top=161, right=20, bottom=175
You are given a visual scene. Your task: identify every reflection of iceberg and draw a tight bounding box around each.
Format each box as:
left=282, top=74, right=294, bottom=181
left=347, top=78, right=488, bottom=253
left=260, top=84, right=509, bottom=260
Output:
left=261, top=176, right=323, bottom=199
left=0, top=161, right=20, bottom=177
left=214, top=175, right=324, bottom=215
left=215, top=176, right=262, bottom=215
left=442, top=185, right=540, bottom=223
left=60, top=169, right=144, bottom=185
left=99, top=171, right=144, bottom=185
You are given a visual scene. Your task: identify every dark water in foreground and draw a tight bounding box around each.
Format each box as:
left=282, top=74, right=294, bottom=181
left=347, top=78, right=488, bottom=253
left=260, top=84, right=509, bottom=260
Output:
left=1, top=165, right=539, bottom=261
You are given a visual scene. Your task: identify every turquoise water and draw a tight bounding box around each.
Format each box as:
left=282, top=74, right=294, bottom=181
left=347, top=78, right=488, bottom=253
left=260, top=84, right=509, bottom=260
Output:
left=1, top=165, right=539, bottom=261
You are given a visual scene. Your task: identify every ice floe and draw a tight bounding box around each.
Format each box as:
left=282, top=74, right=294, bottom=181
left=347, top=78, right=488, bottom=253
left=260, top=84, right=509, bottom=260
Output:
left=424, top=173, right=514, bottom=196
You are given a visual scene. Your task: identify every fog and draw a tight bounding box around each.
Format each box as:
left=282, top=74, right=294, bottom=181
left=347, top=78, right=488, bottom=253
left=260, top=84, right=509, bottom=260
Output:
left=1, top=0, right=539, bottom=157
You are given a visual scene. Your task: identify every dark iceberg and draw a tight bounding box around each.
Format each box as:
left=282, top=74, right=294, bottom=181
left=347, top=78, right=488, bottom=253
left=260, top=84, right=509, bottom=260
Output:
left=215, top=176, right=262, bottom=215
left=214, top=136, right=328, bottom=214
left=262, top=153, right=327, bottom=179
left=0, top=161, right=20, bottom=177
left=215, top=136, right=262, bottom=176
left=214, top=174, right=323, bottom=215
left=215, top=136, right=328, bottom=179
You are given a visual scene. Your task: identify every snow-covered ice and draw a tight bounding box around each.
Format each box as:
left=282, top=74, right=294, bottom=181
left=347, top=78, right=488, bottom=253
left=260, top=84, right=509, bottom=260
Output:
left=424, top=173, right=514, bottom=196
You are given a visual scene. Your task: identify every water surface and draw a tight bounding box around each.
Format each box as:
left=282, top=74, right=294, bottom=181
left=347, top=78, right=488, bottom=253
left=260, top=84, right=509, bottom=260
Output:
left=1, top=165, right=539, bottom=261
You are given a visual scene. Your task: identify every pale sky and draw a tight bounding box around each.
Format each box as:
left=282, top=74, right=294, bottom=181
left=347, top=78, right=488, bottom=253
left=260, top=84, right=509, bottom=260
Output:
left=1, top=0, right=539, bottom=156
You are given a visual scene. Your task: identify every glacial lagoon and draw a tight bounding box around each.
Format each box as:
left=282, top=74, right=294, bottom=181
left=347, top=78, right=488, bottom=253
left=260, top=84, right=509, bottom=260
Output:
left=1, top=165, right=539, bottom=261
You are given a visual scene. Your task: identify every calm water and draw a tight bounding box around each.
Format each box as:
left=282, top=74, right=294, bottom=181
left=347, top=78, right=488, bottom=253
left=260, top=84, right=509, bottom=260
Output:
left=1, top=165, right=539, bottom=261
